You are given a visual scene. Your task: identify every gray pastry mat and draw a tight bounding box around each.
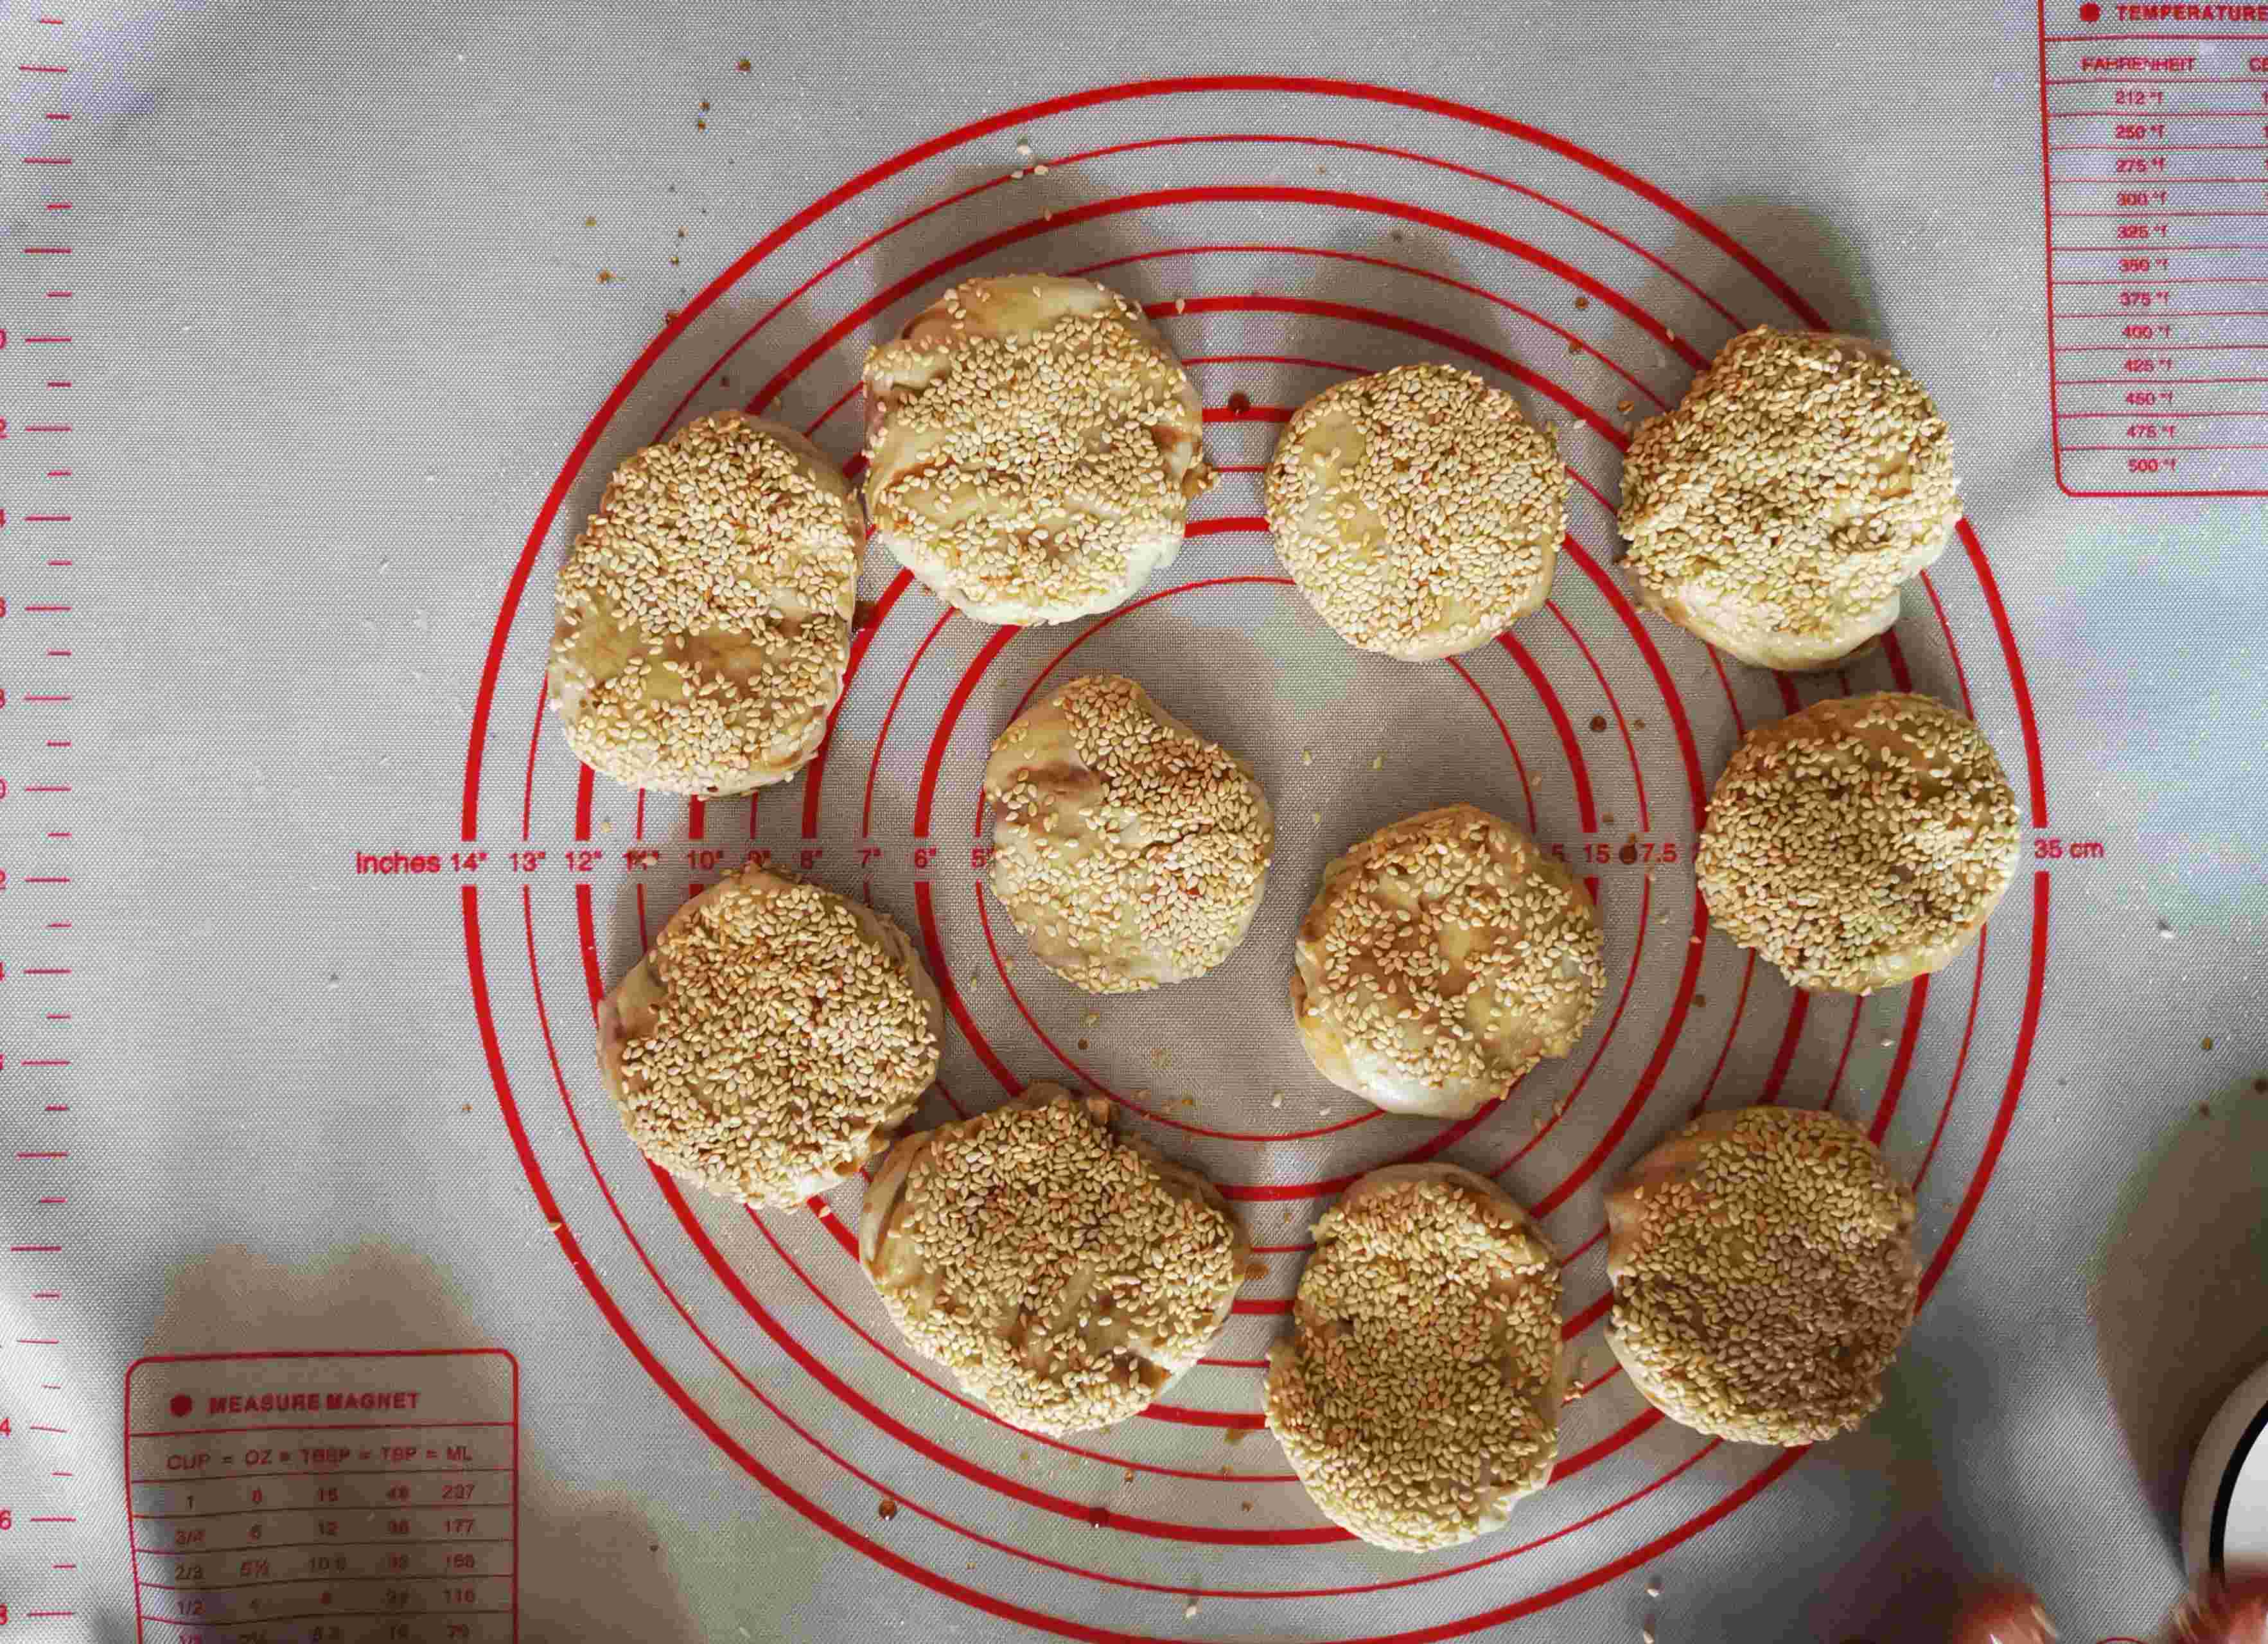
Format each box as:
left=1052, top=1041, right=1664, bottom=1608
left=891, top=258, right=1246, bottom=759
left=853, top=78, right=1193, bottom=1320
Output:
left=10, top=3, right=2268, bottom=1640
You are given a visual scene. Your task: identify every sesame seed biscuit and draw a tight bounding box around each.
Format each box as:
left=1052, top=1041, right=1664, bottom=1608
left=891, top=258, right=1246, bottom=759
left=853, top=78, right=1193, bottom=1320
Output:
left=1619, top=328, right=1962, bottom=671
left=859, top=1085, right=1249, bottom=1435
left=1604, top=1106, right=1918, bottom=1445
left=1265, top=364, right=1567, bottom=660
left=861, top=275, right=1216, bottom=626
left=549, top=411, right=862, bottom=795
left=984, top=674, right=1273, bottom=993
left=1697, top=693, right=2020, bottom=994
left=1292, top=804, right=1604, bottom=1119
left=1265, top=1165, right=1564, bottom=1550
left=598, top=865, right=942, bottom=1208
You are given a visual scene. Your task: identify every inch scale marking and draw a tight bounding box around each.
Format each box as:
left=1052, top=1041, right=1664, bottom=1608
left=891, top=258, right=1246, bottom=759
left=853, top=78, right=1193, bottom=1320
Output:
left=3, top=8, right=78, bottom=1631
left=2041, top=0, right=2268, bottom=494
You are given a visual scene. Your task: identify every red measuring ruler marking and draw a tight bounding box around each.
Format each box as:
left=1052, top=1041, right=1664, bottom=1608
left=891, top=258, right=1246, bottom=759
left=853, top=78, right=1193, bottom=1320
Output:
left=123, top=1350, right=519, bottom=1644
left=2039, top=0, right=2268, bottom=495
left=3, top=13, right=80, bottom=1632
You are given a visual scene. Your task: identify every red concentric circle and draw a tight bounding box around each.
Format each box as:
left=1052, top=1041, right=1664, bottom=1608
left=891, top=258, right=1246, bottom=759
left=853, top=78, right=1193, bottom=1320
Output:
left=460, top=78, right=2052, bottom=1642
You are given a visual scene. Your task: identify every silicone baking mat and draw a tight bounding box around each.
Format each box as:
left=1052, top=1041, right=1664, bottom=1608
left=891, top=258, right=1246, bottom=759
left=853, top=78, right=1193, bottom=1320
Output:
left=4, top=3, right=2265, bottom=1640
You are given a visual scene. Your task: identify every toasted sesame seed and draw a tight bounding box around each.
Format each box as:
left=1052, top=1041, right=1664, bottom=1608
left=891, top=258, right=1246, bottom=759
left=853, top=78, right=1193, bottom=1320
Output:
left=1604, top=1106, right=1917, bottom=1445
left=862, top=275, right=1216, bottom=626
left=861, top=1085, right=1247, bottom=1435
left=1696, top=693, right=2019, bottom=994
left=599, top=867, right=941, bottom=1206
left=1620, top=328, right=1962, bottom=671
left=547, top=412, right=861, bottom=795
left=1267, top=364, right=1567, bottom=659
left=1292, top=805, right=1604, bottom=1118
left=1265, top=1165, right=1563, bottom=1550
left=984, top=675, right=1272, bottom=992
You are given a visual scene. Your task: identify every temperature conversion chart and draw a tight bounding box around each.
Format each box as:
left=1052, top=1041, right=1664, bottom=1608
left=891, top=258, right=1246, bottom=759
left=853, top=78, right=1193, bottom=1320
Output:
left=123, top=1351, right=518, bottom=1644
left=2041, top=0, right=2268, bottom=495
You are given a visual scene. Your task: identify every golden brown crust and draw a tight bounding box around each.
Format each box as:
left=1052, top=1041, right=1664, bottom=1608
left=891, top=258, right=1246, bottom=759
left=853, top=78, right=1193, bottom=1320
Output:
left=861, top=276, right=1214, bottom=626
left=860, top=1086, right=1247, bottom=1435
left=549, top=412, right=861, bottom=794
left=1620, top=328, right=1960, bottom=671
left=1696, top=693, right=2020, bottom=994
left=1604, top=1106, right=1917, bottom=1445
left=984, top=675, right=1273, bottom=992
left=598, top=867, right=941, bottom=1206
left=1292, top=804, right=1603, bottom=1117
left=1265, top=1165, right=1563, bottom=1550
left=1267, top=364, right=1565, bottom=660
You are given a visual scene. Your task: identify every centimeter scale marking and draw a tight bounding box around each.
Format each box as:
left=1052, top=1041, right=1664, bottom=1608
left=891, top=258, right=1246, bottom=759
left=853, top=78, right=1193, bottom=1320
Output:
left=3, top=10, right=78, bottom=1632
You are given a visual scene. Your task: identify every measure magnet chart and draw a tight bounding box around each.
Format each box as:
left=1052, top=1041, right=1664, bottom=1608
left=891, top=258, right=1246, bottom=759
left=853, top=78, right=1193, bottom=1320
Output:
left=12, top=3, right=2268, bottom=1641
left=123, top=1354, right=519, bottom=1643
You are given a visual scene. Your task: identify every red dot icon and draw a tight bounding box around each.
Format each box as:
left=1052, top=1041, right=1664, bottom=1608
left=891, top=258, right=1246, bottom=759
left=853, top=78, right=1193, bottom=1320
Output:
left=168, top=1393, right=193, bottom=1418
left=2079, top=2, right=2100, bottom=18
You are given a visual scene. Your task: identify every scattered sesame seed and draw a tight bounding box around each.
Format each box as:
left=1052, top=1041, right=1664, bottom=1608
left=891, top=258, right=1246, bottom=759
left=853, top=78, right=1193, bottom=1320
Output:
left=1270, top=1090, right=1284, bottom=1109
left=2161, top=921, right=2177, bottom=939
left=1312, top=810, right=1324, bottom=827
left=1696, top=694, right=2019, bottom=994
left=863, top=1086, right=1246, bottom=1434
left=1371, top=754, right=1384, bottom=772
left=1016, top=138, right=1032, bottom=155
left=1183, top=1597, right=1200, bottom=1620
left=863, top=275, right=1216, bottom=625
left=1033, top=163, right=1049, bottom=175
left=1266, top=1166, right=1563, bottom=1550
left=547, top=412, right=861, bottom=795
left=1646, top=1577, right=1663, bottom=1599
left=1605, top=1107, right=1917, bottom=1444
left=1621, top=329, right=1962, bottom=669
left=1266, top=364, right=1567, bottom=658
left=1292, top=805, right=1604, bottom=1118
left=600, top=867, right=941, bottom=1206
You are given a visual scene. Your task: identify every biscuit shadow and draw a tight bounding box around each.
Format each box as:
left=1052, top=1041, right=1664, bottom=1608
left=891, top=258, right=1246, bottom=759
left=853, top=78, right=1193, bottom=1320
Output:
left=2089, top=1081, right=2268, bottom=1543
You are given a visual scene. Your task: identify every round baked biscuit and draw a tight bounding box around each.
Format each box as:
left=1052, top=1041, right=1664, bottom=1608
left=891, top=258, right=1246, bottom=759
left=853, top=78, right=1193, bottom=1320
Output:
left=860, top=1086, right=1248, bottom=1435
left=598, top=865, right=941, bottom=1206
left=1696, top=691, right=2020, bottom=994
left=1266, top=364, right=1567, bottom=660
left=984, top=673, right=1273, bottom=993
left=1619, top=327, right=1961, bottom=671
left=861, top=274, right=1215, bottom=626
left=549, top=411, right=862, bottom=795
left=1604, top=1106, right=1918, bottom=1445
left=1292, top=804, right=1604, bottom=1118
left=1265, top=1164, right=1564, bottom=1551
